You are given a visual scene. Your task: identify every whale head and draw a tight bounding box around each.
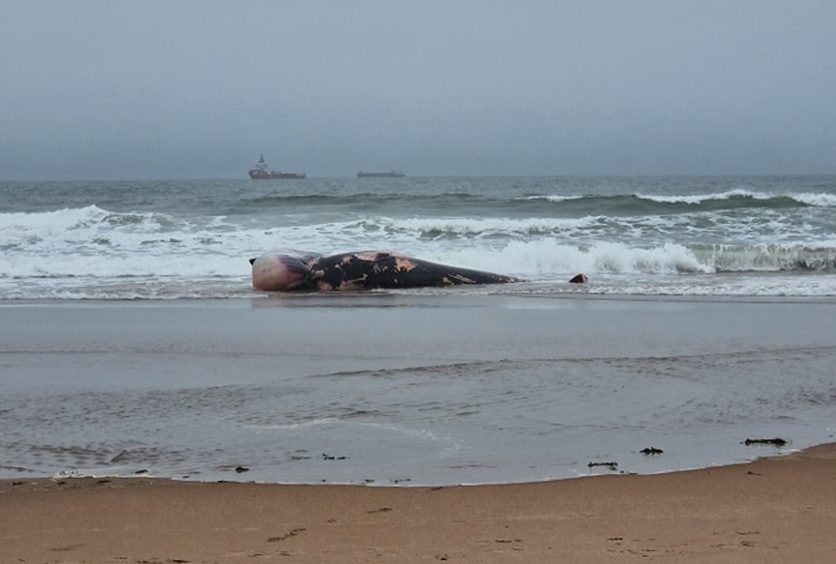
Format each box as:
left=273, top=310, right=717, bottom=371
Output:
left=251, top=253, right=310, bottom=291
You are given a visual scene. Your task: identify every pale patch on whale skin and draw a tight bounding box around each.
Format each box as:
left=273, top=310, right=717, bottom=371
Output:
left=447, top=273, right=476, bottom=284
left=394, top=258, right=417, bottom=271
left=354, top=251, right=388, bottom=261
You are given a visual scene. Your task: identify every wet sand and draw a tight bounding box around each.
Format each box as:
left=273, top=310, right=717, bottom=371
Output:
left=2, top=296, right=836, bottom=484
left=2, top=444, right=836, bottom=563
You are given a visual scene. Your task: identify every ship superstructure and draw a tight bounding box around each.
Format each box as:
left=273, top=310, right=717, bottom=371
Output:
left=249, top=154, right=306, bottom=179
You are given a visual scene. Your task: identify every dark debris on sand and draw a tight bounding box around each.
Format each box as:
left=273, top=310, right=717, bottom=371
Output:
left=744, top=437, right=788, bottom=447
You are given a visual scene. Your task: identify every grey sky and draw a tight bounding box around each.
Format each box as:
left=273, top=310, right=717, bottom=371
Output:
left=2, top=0, right=835, bottom=179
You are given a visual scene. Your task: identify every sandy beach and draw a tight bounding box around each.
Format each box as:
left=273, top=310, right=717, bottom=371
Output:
left=2, top=443, right=835, bottom=563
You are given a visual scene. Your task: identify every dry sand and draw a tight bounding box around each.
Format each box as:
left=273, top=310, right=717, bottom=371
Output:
left=2, top=444, right=835, bottom=563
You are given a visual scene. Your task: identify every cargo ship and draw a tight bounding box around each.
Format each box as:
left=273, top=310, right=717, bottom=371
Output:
left=248, top=154, right=306, bottom=179
left=356, top=170, right=405, bottom=178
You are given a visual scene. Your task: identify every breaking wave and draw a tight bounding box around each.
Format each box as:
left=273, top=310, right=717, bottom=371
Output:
left=519, top=190, right=836, bottom=214
left=436, top=241, right=836, bottom=279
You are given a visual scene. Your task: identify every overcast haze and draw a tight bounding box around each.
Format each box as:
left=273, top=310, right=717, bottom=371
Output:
left=2, top=1, right=835, bottom=180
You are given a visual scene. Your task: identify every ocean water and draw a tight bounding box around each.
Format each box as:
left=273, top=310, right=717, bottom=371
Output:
left=1, top=175, right=836, bottom=299
left=1, top=176, right=835, bottom=486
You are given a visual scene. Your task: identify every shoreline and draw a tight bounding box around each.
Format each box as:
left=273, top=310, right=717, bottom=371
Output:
left=3, top=443, right=836, bottom=563
left=0, top=439, right=817, bottom=487
left=0, top=431, right=813, bottom=488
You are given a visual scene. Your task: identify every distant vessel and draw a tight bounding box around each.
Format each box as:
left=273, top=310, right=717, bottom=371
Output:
left=248, top=154, right=306, bottom=179
left=356, top=170, right=405, bottom=178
